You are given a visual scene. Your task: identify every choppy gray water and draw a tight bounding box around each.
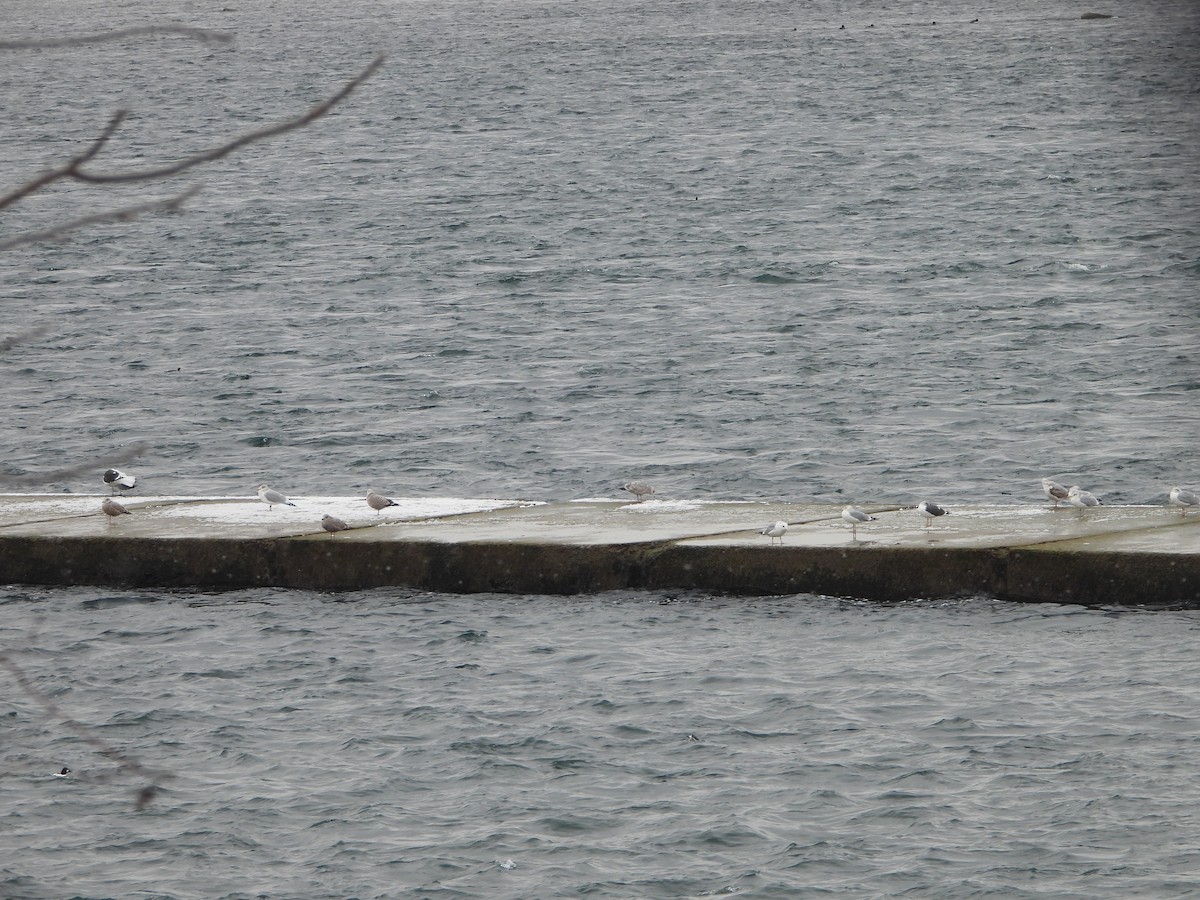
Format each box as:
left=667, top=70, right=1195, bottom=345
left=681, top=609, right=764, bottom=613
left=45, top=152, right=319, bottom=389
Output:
left=2, top=0, right=1197, bottom=503
left=2, top=0, right=1200, bottom=896
left=4, top=588, right=1200, bottom=899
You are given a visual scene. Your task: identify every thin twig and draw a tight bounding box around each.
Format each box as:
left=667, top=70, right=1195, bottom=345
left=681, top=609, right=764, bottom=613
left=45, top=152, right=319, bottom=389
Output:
left=0, top=442, right=149, bottom=488
left=0, top=186, right=200, bottom=251
left=0, top=53, right=383, bottom=248
left=0, top=324, right=53, bottom=352
left=0, top=24, right=234, bottom=50
left=0, top=652, right=170, bottom=809
left=0, top=111, right=128, bottom=213
left=74, top=53, right=386, bottom=185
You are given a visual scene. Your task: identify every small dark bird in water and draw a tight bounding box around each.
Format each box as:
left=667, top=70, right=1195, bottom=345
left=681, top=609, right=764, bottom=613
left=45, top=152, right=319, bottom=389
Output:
left=103, top=468, right=136, bottom=493
left=101, top=497, right=131, bottom=522
left=55, top=767, right=71, bottom=777
left=321, top=514, right=351, bottom=535
left=916, top=501, right=949, bottom=527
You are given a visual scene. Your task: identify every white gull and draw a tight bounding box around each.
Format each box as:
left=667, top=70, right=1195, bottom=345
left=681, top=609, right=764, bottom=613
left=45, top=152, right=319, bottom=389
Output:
left=841, top=505, right=876, bottom=538
left=1169, top=486, right=1198, bottom=516
left=1067, top=485, right=1100, bottom=509
left=759, top=521, right=788, bottom=544
left=257, top=484, right=296, bottom=510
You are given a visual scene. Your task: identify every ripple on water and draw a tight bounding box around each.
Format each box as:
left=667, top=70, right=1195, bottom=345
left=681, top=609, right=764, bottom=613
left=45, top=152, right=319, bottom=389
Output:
left=4, top=589, right=1200, bottom=895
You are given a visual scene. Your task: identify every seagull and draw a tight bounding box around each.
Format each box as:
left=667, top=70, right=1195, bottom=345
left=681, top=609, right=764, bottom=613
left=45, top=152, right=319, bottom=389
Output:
left=1168, top=486, right=1198, bottom=516
left=759, top=521, right=788, bottom=544
left=101, top=497, right=130, bottom=521
left=842, top=505, right=876, bottom=538
left=257, top=484, right=296, bottom=510
left=1041, top=478, right=1070, bottom=507
left=1067, top=485, right=1100, bottom=508
left=621, top=481, right=655, bottom=502
left=321, top=514, right=351, bottom=535
left=366, top=490, right=399, bottom=514
left=103, top=468, right=136, bottom=493
left=916, top=501, right=949, bottom=527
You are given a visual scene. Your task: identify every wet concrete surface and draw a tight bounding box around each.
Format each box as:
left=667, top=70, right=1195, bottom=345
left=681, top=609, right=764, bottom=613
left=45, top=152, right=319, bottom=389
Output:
left=1, top=495, right=1196, bottom=606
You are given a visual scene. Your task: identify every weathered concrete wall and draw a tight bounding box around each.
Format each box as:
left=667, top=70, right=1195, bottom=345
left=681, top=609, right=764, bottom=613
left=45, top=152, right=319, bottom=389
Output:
left=1, top=496, right=1197, bottom=606
left=641, top=544, right=1012, bottom=602
left=1003, top=547, right=1198, bottom=607
left=1, top=533, right=1196, bottom=607
left=275, top=539, right=639, bottom=594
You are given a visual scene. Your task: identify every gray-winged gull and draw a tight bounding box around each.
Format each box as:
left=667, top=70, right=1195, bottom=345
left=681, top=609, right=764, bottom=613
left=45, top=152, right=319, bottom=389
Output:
left=366, top=490, right=399, bottom=514
left=1067, top=485, right=1100, bottom=508
left=321, top=513, right=351, bottom=535
left=257, top=484, right=296, bottom=510
left=101, top=497, right=131, bottom=521
left=759, top=521, right=788, bottom=544
left=916, top=500, right=949, bottom=527
left=103, top=468, right=136, bottom=493
left=1169, top=486, right=1198, bottom=515
left=621, top=482, right=655, bottom=502
left=841, top=505, right=876, bottom=537
left=1041, top=477, right=1069, bottom=507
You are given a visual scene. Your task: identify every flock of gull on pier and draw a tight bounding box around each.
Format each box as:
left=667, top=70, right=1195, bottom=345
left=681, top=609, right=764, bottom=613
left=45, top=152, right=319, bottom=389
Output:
left=95, top=470, right=1199, bottom=539
left=754, top=478, right=1196, bottom=544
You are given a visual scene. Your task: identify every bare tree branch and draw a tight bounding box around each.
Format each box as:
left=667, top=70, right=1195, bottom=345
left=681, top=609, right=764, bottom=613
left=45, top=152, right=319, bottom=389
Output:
left=0, top=186, right=200, bottom=251
left=0, top=24, right=234, bottom=50
left=0, top=34, right=385, bottom=816
left=0, top=324, right=53, bottom=351
left=0, top=442, right=149, bottom=488
left=74, top=52, right=386, bottom=185
left=0, top=111, right=128, bottom=213
left=1, top=53, right=383, bottom=250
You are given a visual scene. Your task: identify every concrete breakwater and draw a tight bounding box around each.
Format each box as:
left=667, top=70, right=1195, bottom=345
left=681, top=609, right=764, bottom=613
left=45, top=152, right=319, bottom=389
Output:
left=1, top=495, right=1197, bottom=607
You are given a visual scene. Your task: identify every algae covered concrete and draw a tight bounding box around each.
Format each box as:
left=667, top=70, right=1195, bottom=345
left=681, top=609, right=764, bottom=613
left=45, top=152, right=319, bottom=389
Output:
left=0, top=495, right=1197, bottom=606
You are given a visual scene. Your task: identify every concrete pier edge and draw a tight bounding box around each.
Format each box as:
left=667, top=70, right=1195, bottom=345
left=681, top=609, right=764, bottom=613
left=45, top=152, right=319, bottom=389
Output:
left=1, top=496, right=1197, bottom=607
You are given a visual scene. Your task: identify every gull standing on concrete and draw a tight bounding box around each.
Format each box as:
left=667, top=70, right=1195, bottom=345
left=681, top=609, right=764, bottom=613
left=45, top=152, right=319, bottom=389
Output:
left=1067, top=485, right=1100, bottom=509
left=321, top=514, right=351, bottom=536
left=759, top=521, right=788, bottom=544
left=1041, top=477, right=1069, bottom=507
left=842, top=505, right=876, bottom=538
left=1168, top=486, right=1198, bottom=516
left=621, top=482, right=655, bottom=502
left=257, top=484, right=296, bottom=510
left=103, top=468, right=136, bottom=493
left=916, top=501, right=949, bottom=528
left=101, top=497, right=131, bottom=522
left=366, top=490, right=399, bottom=514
